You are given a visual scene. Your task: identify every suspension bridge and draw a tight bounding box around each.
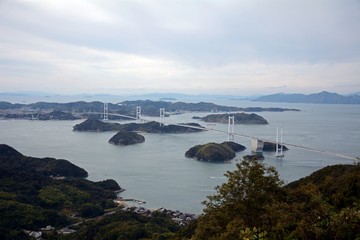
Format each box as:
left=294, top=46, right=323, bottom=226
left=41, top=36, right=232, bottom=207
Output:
left=97, top=103, right=357, bottom=161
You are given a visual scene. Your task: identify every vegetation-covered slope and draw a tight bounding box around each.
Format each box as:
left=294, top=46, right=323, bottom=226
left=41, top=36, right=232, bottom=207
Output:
left=193, top=159, right=360, bottom=239
left=0, top=144, right=122, bottom=239
left=74, top=119, right=205, bottom=133
left=185, top=141, right=246, bottom=162
left=198, top=112, right=268, bottom=124
left=0, top=144, right=88, bottom=178
left=109, top=131, right=145, bottom=146
left=0, top=145, right=195, bottom=240
left=73, top=119, right=122, bottom=131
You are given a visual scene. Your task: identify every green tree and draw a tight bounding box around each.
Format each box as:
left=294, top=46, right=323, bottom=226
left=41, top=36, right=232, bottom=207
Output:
left=80, top=203, right=104, bottom=218
left=194, top=158, right=284, bottom=239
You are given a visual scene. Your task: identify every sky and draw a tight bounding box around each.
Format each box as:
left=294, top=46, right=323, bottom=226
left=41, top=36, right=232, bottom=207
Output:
left=0, top=0, right=360, bottom=96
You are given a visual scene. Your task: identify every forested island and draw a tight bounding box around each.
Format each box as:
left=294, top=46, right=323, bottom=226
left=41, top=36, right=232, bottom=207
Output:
left=73, top=119, right=122, bottom=131
left=195, top=112, right=269, bottom=124
left=109, top=131, right=145, bottom=146
left=185, top=141, right=246, bottom=162
left=1, top=144, right=359, bottom=239
left=73, top=119, right=205, bottom=133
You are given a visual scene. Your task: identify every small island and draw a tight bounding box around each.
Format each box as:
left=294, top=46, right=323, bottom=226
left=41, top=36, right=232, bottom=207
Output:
left=185, top=141, right=246, bottom=162
left=195, top=112, right=268, bottom=124
left=109, top=131, right=145, bottom=146
left=263, top=142, right=289, bottom=152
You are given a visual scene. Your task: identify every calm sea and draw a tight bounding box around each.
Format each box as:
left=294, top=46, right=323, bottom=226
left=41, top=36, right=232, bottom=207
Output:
left=1, top=99, right=359, bottom=213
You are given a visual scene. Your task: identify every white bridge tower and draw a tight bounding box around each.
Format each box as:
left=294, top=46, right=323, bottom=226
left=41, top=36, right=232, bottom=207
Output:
left=227, top=116, right=235, bottom=141
left=103, top=103, right=109, bottom=121
left=160, top=108, right=165, bottom=126
left=275, top=126, right=284, bottom=158
left=136, top=106, right=141, bottom=121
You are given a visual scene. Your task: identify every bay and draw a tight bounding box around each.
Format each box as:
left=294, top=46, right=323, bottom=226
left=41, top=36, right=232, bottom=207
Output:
left=0, top=100, right=359, bottom=213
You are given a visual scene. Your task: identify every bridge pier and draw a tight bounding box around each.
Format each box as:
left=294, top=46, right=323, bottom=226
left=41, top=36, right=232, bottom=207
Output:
left=251, top=138, right=264, bottom=153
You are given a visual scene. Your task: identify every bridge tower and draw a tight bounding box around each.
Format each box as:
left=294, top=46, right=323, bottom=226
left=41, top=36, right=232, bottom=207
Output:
left=160, top=108, right=165, bottom=126
left=227, top=116, right=235, bottom=141
left=103, top=103, right=109, bottom=121
left=275, top=126, right=284, bottom=158
left=136, top=106, right=141, bottom=121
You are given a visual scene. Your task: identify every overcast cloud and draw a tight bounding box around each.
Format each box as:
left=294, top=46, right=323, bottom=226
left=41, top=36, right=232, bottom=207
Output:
left=0, top=0, right=359, bottom=95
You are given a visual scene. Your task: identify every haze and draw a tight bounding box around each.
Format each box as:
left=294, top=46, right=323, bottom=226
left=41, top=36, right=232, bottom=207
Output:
left=0, top=0, right=359, bottom=96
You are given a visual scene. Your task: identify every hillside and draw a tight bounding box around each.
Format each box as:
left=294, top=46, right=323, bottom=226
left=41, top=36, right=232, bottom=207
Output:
left=194, top=160, right=360, bottom=239
left=285, top=164, right=360, bottom=209
left=0, top=145, right=196, bottom=239
left=254, top=91, right=360, bottom=104
left=0, top=144, right=88, bottom=178
left=0, top=144, right=124, bottom=239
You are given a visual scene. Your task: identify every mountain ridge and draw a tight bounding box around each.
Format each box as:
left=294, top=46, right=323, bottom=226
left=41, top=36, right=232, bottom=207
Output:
left=254, top=91, right=360, bottom=104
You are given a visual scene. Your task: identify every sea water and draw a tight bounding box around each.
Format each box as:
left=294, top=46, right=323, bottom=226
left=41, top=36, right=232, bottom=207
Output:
left=0, top=100, right=359, bottom=213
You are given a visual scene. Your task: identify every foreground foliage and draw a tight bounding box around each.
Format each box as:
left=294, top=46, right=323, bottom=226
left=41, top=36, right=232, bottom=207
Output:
left=193, top=159, right=360, bottom=239
left=52, top=211, right=181, bottom=240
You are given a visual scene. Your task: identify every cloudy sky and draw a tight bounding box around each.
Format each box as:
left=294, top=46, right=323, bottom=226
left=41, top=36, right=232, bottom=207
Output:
left=0, top=0, right=359, bottom=95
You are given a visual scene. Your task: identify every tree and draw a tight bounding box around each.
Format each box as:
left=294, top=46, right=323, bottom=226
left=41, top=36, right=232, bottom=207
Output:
left=80, top=203, right=104, bottom=218
left=194, top=158, right=284, bottom=239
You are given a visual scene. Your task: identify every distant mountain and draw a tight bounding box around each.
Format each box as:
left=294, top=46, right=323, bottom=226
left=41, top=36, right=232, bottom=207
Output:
left=346, top=91, right=360, bottom=96
left=253, top=91, right=360, bottom=104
